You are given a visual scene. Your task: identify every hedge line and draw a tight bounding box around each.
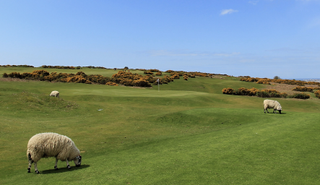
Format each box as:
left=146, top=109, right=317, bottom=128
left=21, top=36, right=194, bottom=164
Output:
left=292, top=86, right=320, bottom=92
left=222, top=87, right=311, bottom=99
left=2, top=70, right=190, bottom=87
left=0, top=65, right=34, bottom=68
left=240, top=77, right=320, bottom=86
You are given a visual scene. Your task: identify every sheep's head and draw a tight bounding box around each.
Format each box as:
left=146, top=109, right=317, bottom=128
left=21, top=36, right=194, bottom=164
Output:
left=74, top=155, right=82, bottom=167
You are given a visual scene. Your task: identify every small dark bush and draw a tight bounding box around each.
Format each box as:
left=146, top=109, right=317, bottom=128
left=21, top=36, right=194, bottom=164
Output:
left=280, top=92, right=288, bottom=98
left=76, top=71, right=87, bottom=77
left=132, top=79, right=151, bottom=87
left=222, top=88, right=234, bottom=94
left=144, top=71, right=154, bottom=75
left=289, top=93, right=310, bottom=99
left=314, top=90, right=320, bottom=98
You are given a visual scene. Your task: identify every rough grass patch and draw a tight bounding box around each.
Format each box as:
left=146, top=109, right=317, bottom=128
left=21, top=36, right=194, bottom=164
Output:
left=9, top=91, right=78, bottom=111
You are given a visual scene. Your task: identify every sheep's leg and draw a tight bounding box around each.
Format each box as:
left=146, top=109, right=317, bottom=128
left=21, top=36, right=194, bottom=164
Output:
left=54, top=158, right=59, bottom=170
left=28, top=160, right=32, bottom=173
left=27, top=153, right=32, bottom=173
left=34, top=162, right=40, bottom=174
left=66, top=159, right=71, bottom=169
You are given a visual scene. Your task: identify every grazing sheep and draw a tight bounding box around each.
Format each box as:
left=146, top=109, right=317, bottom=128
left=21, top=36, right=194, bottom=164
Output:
left=50, top=90, right=59, bottom=97
left=27, top=132, right=82, bottom=174
left=263, top=99, right=282, bottom=114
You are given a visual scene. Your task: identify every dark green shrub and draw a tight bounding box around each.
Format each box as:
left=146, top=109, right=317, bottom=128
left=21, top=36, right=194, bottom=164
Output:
left=314, top=90, right=320, bottom=98
left=289, top=93, right=310, bottom=99
left=144, top=71, right=154, bottom=75
left=149, top=69, right=160, bottom=72
left=280, top=93, right=288, bottom=98
left=257, top=91, right=270, bottom=98
left=21, top=72, right=32, bottom=79
left=132, top=79, right=151, bottom=87
left=76, top=71, right=87, bottom=77
left=8, top=72, right=22, bottom=78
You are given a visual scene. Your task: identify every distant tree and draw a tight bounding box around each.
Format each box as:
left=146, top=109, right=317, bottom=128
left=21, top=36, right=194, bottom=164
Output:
left=274, top=76, right=280, bottom=79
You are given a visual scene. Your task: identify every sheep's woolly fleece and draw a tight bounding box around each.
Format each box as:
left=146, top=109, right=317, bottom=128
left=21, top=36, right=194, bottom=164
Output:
left=50, top=90, right=59, bottom=97
left=263, top=99, right=282, bottom=113
left=27, top=132, right=80, bottom=162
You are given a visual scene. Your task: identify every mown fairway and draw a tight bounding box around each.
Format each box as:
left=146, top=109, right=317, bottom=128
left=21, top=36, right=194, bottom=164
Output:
left=0, top=67, right=320, bottom=185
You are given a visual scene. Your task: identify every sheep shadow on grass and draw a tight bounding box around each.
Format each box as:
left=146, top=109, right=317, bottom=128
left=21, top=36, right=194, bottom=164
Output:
left=265, top=112, right=287, bottom=114
left=40, top=164, right=90, bottom=174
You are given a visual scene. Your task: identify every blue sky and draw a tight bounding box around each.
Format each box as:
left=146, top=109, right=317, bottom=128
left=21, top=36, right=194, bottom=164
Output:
left=1, top=0, right=319, bottom=79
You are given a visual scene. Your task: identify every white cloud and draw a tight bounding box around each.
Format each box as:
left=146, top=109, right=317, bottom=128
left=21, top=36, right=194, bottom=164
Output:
left=220, top=9, right=238, bottom=15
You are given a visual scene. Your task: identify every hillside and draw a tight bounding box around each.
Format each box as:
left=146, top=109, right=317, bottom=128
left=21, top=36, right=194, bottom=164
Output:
left=0, top=66, right=320, bottom=185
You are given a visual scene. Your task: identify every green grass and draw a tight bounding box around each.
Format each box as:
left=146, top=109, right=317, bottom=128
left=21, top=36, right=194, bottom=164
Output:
left=1, top=67, right=320, bottom=184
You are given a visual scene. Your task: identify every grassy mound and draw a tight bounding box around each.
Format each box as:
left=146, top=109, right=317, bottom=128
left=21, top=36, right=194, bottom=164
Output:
left=1, top=91, right=78, bottom=113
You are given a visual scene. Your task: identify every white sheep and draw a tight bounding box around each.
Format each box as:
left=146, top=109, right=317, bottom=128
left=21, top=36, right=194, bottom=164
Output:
left=50, top=90, right=59, bottom=97
left=263, top=99, right=282, bottom=114
left=27, top=132, right=82, bottom=174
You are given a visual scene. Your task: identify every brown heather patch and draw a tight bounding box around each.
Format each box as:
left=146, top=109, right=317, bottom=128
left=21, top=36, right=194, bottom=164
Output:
left=209, top=75, right=226, bottom=79
left=266, top=82, right=318, bottom=95
left=0, top=77, right=30, bottom=82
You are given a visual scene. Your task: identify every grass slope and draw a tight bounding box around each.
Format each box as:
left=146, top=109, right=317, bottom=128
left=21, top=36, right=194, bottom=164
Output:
left=0, top=67, right=320, bottom=185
